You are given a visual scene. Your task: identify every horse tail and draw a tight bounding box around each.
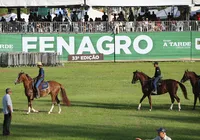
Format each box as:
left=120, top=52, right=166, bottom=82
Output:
left=177, top=81, right=189, bottom=100
left=60, top=85, right=71, bottom=106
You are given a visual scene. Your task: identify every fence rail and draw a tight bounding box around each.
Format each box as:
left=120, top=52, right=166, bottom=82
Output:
left=0, top=52, right=61, bottom=67
left=0, top=20, right=200, bottom=33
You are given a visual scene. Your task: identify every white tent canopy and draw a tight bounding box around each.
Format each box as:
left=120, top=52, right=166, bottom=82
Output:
left=86, top=0, right=192, bottom=7
left=0, top=0, right=84, bottom=7
left=193, top=0, right=200, bottom=5
left=0, top=13, right=29, bottom=22
left=156, top=7, right=180, bottom=19
left=87, top=7, right=103, bottom=20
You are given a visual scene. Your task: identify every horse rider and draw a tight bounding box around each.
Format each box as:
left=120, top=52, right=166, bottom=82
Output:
left=152, top=62, right=162, bottom=94
left=35, top=62, right=45, bottom=98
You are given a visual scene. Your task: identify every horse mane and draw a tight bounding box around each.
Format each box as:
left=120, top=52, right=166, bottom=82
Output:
left=140, top=71, right=151, bottom=79
left=25, top=74, right=33, bottom=80
left=192, top=71, right=198, bottom=77
left=187, top=70, right=199, bottom=78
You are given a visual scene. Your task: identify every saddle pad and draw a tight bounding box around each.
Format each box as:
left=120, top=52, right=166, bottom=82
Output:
left=41, top=82, right=49, bottom=90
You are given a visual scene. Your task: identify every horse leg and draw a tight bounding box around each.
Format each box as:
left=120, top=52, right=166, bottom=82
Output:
left=56, top=96, right=61, bottom=114
left=193, top=95, right=198, bottom=110
left=27, top=98, right=32, bottom=114
left=48, top=94, right=56, bottom=114
left=173, top=94, right=181, bottom=111
left=138, top=95, right=147, bottom=110
left=48, top=104, right=55, bottom=114
left=27, top=98, right=38, bottom=114
left=169, top=95, right=175, bottom=110
left=147, top=95, right=152, bottom=111
left=31, top=106, right=38, bottom=113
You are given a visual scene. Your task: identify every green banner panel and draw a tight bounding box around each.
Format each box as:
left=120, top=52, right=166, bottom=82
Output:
left=0, top=34, right=21, bottom=52
left=0, top=32, right=200, bottom=61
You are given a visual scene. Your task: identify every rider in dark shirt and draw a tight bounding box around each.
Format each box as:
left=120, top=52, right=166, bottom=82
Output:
left=152, top=62, right=161, bottom=94
left=35, top=62, right=45, bottom=98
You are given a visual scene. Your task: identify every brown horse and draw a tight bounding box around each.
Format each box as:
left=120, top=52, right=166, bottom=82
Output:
left=181, top=70, right=200, bottom=110
left=14, top=72, right=70, bottom=114
left=131, top=70, right=188, bottom=111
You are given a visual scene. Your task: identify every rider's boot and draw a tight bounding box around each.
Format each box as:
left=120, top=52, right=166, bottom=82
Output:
left=152, top=89, right=157, bottom=94
left=36, top=88, right=40, bottom=98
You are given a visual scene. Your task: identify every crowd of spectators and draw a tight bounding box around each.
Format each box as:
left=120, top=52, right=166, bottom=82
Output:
left=0, top=7, right=200, bottom=33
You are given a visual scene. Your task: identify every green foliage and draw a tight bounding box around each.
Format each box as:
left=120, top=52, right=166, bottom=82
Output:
left=0, top=62, right=200, bottom=140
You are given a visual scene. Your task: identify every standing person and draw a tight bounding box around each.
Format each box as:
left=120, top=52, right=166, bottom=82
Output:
left=152, top=62, right=162, bottom=94
left=102, top=12, right=108, bottom=21
left=2, top=88, right=13, bottom=136
left=84, top=12, right=89, bottom=22
left=35, top=62, right=45, bottom=98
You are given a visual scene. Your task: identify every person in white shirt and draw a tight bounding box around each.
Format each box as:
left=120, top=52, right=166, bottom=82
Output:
left=136, top=127, right=172, bottom=140
left=2, top=88, right=13, bottom=136
left=153, top=127, right=172, bottom=140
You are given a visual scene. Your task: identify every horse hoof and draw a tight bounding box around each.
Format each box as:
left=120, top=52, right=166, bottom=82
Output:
left=26, top=112, right=30, bottom=115
left=149, top=109, right=152, bottom=111
left=48, top=112, right=51, bottom=114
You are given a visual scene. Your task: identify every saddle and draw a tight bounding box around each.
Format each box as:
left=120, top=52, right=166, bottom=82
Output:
left=151, top=77, right=162, bottom=89
left=32, top=79, right=49, bottom=92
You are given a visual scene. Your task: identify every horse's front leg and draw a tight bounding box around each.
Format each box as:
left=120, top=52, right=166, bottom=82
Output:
left=27, top=98, right=38, bottom=114
left=31, top=103, right=38, bottom=113
left=147, top=95, right=152, bottom=111
left=138, top=95, right=147, bottom=110
left=27, top=98, right=32, bottom=114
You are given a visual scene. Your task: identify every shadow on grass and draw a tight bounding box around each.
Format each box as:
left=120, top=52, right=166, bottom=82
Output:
left=0, top=123, right=199, bottom=140
left=71, top=101, right=138, bottom=110
left=1, top=123, right=135, bottom=140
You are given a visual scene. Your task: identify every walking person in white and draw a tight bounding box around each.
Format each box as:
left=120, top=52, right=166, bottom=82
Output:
left=2, top=88, right=13, bottom=136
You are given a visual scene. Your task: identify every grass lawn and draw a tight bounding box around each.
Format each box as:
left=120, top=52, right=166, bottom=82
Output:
left=0, top=62, right=200, bottom=140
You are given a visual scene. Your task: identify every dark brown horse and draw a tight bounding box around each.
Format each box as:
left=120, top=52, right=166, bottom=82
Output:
left=14, top=72, right=70, bottom=114
left=181, top=70, right=200, bottom=110
left=131, top=70, right=188, bottom=111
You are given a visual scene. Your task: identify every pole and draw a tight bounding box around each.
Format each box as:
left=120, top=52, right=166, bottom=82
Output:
left=114, top=33, right=116, bottom=63
left=17, top=8, right=21, bottom=20
left=190, top=26, right=192, bottom=61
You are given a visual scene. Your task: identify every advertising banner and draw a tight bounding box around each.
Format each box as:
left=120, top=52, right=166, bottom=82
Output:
left=0, top=32, right=200, bottom=61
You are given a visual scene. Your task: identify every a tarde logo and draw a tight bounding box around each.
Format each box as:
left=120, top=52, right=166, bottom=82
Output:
left=22, top=35, right=153, bottom=55
left=163, top=40, right=191, bottom=48
left=0, top=44, right=14, bottom=51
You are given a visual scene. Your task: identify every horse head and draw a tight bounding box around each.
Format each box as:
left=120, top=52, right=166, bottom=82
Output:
left=181, top=70, right=197, bottom=83
left=14, top=71, right=32, bottom=85
left=132, top=70, right=150, bottom=84
left=131, top=70, right=139, bottom=84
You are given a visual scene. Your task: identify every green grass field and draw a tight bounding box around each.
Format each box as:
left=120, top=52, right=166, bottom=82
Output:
left=0, top=62, right=200, bottom=140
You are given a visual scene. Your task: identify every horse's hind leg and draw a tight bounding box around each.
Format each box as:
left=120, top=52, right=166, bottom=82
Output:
left=193, top=95, right=198, bottom=110
left=173, top=94, right=181, bottom=111
left=56, top=96, right=61, bottom=114
left=48, top=94, right=56, bottom=114
left=147, top=95, right=152, bottom=111
left=169, top=95, right=175, bottom=110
